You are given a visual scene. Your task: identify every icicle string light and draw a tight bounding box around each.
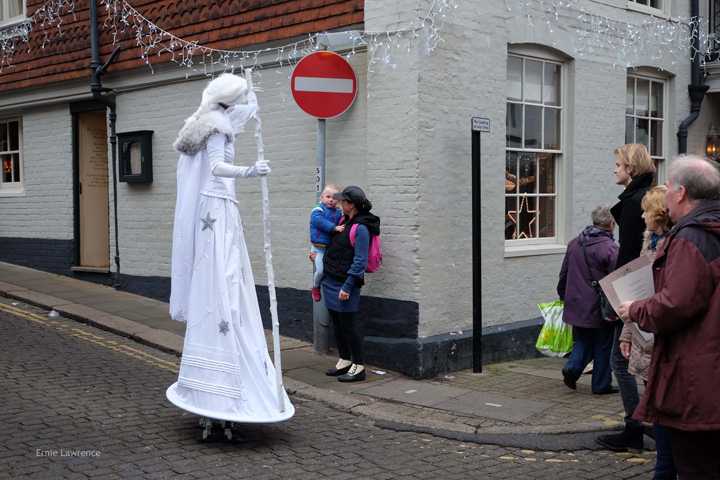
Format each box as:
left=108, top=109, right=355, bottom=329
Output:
left=1, top=0, right=457, bottom=90
left=0, top=0, right=75, bottom=72
left=98, top=0, right=459, bottom=97
left=507, top=0, right=718, bottom=70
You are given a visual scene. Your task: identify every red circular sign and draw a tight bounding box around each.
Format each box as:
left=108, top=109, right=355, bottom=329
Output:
left=291, top=51, right=358, bottom=119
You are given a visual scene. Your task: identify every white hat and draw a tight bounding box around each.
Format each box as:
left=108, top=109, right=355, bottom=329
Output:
left=196, top=74, right=248, bottom=115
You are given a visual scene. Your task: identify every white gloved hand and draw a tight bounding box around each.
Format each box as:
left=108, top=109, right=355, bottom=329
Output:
left=252, top=160, right=271, bottom=177
left=211, top=159, right=270, bottom=178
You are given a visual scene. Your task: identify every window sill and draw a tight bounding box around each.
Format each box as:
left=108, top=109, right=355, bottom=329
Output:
left=626, top=2, right=669, bottom=19
left=504, top=244, right=567, bottom=258
left=0, top=187, right=26, bottom=198
left=0, top=18, right=30, bottom=40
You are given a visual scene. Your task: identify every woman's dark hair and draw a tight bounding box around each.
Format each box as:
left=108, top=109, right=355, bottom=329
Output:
left=356, top=199, right=372, bottom=213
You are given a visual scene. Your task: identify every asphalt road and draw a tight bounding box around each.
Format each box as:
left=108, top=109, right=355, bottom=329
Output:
left=0, top=297, right=656, bottom=479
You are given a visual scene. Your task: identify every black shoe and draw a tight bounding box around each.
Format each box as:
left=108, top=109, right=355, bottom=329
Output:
left=325, top=365, right=352, bottom=376
left=596, top=426, right=644, bottom=453
left=338, top=365, right=366, bottom=382
left=594, top=386, right=620, bottom=395
left=562, top=367, right=577, bottom=390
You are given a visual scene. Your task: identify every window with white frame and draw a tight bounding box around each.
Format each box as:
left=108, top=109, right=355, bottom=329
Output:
left=0, top=0, right=25, bottom=26
left=626, top=74, right=666, bottom=181
left=0, top=118, right=22, bottom=190
left=628, top=0, right=663, bottom=10
left=506, top=54, right=562, bottom=243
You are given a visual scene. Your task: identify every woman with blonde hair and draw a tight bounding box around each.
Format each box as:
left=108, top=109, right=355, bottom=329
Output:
left=597, top=143, right=655, bottom=453
left=618, top=185, right=676, bottom=478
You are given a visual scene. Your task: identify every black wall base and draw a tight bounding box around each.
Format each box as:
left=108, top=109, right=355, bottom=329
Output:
left=0, top=237, right=74, bottom=275
left=362, top=318, right=545, bottom=379
left=0, top=239, right=546, bottom=379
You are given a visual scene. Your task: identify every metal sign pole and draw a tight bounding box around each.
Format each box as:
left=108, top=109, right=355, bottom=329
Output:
left=472, top=117, right=489, bottom=374
left=316, top=119, right=326, bottom=202
left=313, top=118, right=330, bottom=354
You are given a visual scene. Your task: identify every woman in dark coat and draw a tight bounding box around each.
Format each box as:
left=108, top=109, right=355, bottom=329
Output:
left=318, top=186, right=380, bottom=383
left=557, top=204, right=619, bottom=394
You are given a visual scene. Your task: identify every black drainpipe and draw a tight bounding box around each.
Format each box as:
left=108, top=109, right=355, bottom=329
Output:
left=677, top=0, right=710, bottom=154
left=89, top=0, right=123, bottom=288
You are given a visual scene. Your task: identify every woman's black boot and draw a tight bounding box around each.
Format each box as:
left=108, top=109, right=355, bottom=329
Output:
left=596, top=425, right=644, bottom=453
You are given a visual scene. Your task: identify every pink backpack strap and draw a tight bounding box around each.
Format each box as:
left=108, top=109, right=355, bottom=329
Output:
left=349, top=224, right=358, bottom=246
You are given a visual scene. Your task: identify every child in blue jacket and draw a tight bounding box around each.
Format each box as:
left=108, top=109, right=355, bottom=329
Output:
left=310, top=185, right=344, bottom=301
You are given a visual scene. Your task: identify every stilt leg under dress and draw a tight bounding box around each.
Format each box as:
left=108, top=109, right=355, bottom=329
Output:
left=166, top=195, right=294, bottom=422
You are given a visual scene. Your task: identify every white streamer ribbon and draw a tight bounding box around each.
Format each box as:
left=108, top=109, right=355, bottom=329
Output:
left=244, top=69, right=285, bottom=414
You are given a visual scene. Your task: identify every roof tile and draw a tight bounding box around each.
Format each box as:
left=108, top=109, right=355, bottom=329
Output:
left=0, top=0, right=363, bottom=91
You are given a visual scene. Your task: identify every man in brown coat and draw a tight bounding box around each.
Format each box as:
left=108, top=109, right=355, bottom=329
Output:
left=618, top=155, right=720, bottom=479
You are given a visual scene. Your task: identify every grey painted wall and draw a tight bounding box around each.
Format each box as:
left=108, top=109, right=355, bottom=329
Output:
left=0, top=105, right=73, bottom=239
left=0, top=0, right=715, bottom=348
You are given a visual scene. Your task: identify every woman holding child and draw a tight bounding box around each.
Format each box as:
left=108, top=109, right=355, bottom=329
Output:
left=311, top=186, right=380, bottom=383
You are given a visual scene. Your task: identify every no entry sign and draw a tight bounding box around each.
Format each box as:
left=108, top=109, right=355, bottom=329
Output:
left=291, top=51, right=357, bottom=119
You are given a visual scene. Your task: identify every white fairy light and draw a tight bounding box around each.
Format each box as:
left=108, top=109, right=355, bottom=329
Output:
left=1, top=0, right=75, bottom=72
left=1, top=0, right=459, bottom=101
left=509, top=0, right=718, bottom=70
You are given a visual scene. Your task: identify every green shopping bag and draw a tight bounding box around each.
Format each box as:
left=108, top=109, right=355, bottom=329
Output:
left=536, top=301, right=573, bottom=357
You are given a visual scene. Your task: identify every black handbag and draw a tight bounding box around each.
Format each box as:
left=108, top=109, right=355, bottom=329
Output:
left=582, top=241, right=611, bottom=321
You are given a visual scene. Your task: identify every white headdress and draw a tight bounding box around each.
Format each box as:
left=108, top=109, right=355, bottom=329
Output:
left=193, top=74, right=248, bottom=117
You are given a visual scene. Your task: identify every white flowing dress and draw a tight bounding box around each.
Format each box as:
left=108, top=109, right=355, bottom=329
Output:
left=166, top=107, right=294, bottom=423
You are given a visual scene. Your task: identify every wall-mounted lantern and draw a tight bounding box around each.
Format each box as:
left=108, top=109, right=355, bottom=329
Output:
left=707, top=123, right=719, bottom=161
left=118, top=131, right=153, bottom=183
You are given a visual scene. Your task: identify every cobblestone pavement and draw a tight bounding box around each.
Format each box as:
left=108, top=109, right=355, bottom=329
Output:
left=0, top=297, right=656, bottom=479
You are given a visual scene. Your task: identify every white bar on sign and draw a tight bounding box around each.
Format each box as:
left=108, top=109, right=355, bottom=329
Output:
left=295, top=77, right=354, bottom=93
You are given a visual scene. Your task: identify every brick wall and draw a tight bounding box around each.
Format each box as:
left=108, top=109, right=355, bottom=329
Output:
left=364, top=0, right=699, bottom=337
left=1, top=0, right=716, bottom=346
left=112, top=54, right=369, bottom=292
left=0, top=105, right=74, bottom=239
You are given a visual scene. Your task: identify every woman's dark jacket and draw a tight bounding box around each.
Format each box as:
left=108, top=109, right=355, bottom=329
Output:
left=323, top=212, right=380, bottom=289
left=611, top=172, right=654, bottom=268
left=557, top=226, right=619, bottom=328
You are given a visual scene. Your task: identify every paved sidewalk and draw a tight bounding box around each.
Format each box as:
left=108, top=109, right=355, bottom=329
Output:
left=0, top=261, right=644, bottom=441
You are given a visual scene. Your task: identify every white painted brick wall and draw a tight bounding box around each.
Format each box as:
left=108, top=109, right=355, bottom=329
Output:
left=113, top=54, right=368, bottom=290
left=0, top=105, right=73, bottom=239
left=2, top=0, right=715, bottom=342
left=399, top=0, right=698, bottom=336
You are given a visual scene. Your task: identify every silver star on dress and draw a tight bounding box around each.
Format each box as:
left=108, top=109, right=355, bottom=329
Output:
left=218, top=320, right=230, bottom=335
left=200, top=213, right=217, bottom=231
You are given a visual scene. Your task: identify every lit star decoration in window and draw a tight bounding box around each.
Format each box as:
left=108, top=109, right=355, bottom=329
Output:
left=201, top=213, right=217, bottom=231
left=507, top=196, right=537, bottom=239
left=218, top=320, right=230, bottom=335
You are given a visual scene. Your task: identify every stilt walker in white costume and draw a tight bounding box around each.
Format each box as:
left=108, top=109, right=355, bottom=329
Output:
left=166, top=74, right=294, bottom=438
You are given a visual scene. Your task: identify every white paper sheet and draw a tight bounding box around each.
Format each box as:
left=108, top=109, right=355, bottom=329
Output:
left=612, top=265, right=655, bottom=303
left=611, top=265, right=655, bottom=343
